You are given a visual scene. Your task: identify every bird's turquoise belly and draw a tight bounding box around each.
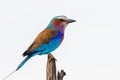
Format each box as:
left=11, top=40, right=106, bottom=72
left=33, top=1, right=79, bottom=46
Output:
left=41, top=38, right=60, bottom=54
left=37, top=37, right=61, bottom=54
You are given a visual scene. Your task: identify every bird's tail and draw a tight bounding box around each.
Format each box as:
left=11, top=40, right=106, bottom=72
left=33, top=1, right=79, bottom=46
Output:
left=16, top=55, right=31, bottom=71
left=3, top=56, right=32, bottom=80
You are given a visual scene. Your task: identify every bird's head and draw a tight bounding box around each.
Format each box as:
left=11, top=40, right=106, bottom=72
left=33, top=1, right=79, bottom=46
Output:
left=48, top=16, right=76, bottom=32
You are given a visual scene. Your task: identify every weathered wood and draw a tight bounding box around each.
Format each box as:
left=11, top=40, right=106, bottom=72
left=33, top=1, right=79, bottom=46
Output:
left=46, top=54, right=56, bottom=80
left=46, top=53, right=66, bottom=80
left=57, top=70, right=66, bottom=80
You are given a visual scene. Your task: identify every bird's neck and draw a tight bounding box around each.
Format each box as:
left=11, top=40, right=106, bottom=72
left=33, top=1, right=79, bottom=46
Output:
left=48, top=24, right=65, bottom=34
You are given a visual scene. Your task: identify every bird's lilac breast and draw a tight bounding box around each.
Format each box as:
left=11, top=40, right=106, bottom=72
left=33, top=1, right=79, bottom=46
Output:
left=52, top=30, right=64, bottom=44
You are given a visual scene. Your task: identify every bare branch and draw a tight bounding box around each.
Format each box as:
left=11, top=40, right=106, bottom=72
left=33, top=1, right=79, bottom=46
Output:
left=46, top=53, right=66, bottom=80
left=46, top=54, right=56, bottom=80
left=57, top=70, right=66, bottom=80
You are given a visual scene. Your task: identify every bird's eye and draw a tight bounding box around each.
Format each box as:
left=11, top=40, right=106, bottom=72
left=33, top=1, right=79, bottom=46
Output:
left=60, top=19, right=65, bottom=22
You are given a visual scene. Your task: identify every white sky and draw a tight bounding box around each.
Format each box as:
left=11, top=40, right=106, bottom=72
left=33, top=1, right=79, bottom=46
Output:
left=0, top=0, right=120, bottom=80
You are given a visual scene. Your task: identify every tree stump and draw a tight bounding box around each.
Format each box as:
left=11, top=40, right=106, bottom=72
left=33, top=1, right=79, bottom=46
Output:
left=46, top=53, right=66, bottom=80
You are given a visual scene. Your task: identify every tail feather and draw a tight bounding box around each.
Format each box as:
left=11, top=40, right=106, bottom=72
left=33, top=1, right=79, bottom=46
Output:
left=3, top=56, right=32, bottom=80
left=16, top=55, right=31, bottom=71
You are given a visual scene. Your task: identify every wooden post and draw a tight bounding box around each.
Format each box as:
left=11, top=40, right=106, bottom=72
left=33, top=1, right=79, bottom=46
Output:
left=46, top=53, right=66, bottom=80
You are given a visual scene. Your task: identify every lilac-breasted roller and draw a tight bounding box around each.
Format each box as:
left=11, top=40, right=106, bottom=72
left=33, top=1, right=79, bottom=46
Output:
left=3, top=16, right=76, bottom=80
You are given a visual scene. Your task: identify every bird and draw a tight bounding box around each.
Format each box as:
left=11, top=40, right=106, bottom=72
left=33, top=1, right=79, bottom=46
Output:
left=3, top=15, right=76, bottom=80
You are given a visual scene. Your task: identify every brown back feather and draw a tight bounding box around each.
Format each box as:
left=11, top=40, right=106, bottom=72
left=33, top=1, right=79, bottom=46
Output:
left=23, top=28, right=58, bottom=56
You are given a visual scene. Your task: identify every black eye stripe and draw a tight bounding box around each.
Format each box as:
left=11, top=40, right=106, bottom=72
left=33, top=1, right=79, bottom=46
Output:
left=60, top=19, right=66, bottom=22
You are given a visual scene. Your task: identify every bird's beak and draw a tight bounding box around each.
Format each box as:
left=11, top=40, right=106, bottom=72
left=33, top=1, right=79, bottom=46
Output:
left=66, top=19, right=76, bottom=24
